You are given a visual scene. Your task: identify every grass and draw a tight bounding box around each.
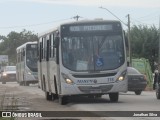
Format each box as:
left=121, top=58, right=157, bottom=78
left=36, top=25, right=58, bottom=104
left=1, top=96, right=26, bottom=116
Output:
left=0, top=89, right=15, bottom=120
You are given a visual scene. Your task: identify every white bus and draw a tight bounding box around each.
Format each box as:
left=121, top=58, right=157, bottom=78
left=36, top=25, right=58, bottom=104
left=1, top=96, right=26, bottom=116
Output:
left=16, top=42, right=38, bottom=86
left=38, top=20, right=128, bottom=105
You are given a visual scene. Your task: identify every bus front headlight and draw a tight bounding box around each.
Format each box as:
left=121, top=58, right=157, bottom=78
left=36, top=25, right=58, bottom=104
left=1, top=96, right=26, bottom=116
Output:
left=2, top=73, right=7, bottom=76
left=118, top=76, right=124, bottom=81
left=27, top=71, right=32, bottom=75
left=117, top=70, right=127, bottom=82
left=66, top=78, right=74, bottom=84
left=61, top=73, right=74, bottom=84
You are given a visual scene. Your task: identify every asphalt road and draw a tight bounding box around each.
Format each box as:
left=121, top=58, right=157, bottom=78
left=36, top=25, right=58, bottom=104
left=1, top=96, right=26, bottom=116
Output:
left=0, top=82, right=160, bottom=120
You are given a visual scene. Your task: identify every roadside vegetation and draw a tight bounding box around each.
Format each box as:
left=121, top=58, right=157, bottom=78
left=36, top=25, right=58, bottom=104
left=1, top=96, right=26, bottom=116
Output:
left=129, top=25, right=158, bottom=71
left=0, top=29, right=38, bottom=65
left=0, top=90, right=16, bottom=120
left=0, top=25, right=159, bottom=71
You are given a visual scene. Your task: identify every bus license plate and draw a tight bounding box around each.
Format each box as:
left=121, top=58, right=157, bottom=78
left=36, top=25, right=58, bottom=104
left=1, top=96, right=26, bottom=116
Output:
left=90, top=90, right=101, bottom=93
left=10, top=76, right=15, bottom=79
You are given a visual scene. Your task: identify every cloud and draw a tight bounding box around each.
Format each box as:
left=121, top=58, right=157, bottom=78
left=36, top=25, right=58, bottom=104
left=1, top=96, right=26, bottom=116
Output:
left=2, top=0, right=160, bottom=8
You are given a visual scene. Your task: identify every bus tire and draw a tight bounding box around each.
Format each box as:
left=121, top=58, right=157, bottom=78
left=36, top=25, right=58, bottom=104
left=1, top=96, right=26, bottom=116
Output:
left=2, top=81, right=6, bottom=84
left=88, top=95, right=94, bottom=98
left=45, top=91, right=52, bottom=100
left=135, top=90, right=142, bottom=95
left=24, top=81, right=29, bottom=86
left=95, top=94, right=102, bottom=98
left=109, top=93, right=119, bottom=102
left=19, top=82, right=22, bottom=86
left=59, top=96, right=68, bottom=105
left=52, top=93, right=58, bottom=100
left=156, top=86, right=160, bottom=99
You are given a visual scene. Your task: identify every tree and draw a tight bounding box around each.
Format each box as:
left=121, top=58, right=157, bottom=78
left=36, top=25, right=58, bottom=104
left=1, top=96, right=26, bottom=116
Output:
left=0, top=29, right=38, bottom=64
left=130, top=25, right=159, bottom=71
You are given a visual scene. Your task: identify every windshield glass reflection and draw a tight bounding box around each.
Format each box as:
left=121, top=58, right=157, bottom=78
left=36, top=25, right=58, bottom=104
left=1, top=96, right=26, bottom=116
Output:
left=62, top=35, right=124, bottom=71
left=26, top=44, right=38, bottom=72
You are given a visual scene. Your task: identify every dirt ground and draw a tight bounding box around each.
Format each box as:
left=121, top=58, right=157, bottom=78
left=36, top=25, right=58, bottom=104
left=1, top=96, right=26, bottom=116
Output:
left=0, top=83, right=112, bottom=120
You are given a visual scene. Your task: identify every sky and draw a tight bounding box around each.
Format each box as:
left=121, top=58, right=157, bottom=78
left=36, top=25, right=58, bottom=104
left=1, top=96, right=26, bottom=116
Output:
left=0, top=0, right=160, bottom=36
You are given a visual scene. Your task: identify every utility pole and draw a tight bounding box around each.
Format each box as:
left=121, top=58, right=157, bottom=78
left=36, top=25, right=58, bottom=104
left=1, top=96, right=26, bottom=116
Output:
left=73, top=15, right=81, bottom=21
left=99, top=6, right=132, bottom=66
left=99, top=7, right=127, bottom=26
left=127, top=14, right=131, bottom=66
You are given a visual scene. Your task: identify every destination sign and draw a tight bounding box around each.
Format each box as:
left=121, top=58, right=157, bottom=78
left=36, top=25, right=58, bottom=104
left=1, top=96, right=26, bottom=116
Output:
left=69, top=25, right=113, bottom=32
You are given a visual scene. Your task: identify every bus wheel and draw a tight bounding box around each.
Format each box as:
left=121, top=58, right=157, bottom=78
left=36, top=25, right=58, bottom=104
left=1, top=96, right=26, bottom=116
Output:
left=95, top=95, right=102, bottom=98
left=19, top=81, right=23, bottom=86
left=59, top=96, right=68, bottom=105
left=45, top=92, right=52, bottom=101
left=88, top=95, right=94, bottom=99
left=24, top=82, right=29, bottom=86
left=156, top=87, right=160, bottom=99
left=52, top=93, right=58, bottom=100
left=135, top=90, right=142, bottom=95
left=2, top=81, right=6, bottom=84
left=109, top=93, right=119, bottom=102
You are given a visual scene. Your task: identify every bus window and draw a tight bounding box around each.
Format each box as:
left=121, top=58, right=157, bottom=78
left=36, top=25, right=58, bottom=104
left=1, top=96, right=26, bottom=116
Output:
left=49, top=34, right=52, bottom=58
left=51, top=34, right=55, bottom=58
left=16, top=42, right=38, bottom=86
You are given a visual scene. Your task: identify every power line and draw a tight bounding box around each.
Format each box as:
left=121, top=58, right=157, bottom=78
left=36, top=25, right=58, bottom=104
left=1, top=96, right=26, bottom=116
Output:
left=130, top=17, right=158, bottom=26
left=99, top=6, right=132, bottom=66
left=0, top=18, right=72, bottom=29
left=99, top=6, right=127, bottom=26
left=137, top=10, right=160, bottom=20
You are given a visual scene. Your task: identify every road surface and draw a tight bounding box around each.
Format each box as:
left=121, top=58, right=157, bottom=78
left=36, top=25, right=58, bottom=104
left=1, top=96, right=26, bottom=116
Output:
left=0, top=82, right=160, bottom=120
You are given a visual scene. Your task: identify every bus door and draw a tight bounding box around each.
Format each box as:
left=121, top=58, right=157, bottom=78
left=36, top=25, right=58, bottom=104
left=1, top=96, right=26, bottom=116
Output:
left=39, top=40, right=43, bottom=89
left=46, top=38, right=52, bottom=93
left=22, top=49, right=25, bottom=82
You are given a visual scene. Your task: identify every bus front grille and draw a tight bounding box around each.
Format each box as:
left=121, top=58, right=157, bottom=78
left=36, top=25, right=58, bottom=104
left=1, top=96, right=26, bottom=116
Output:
left=78, top=85, right=113, bottom=93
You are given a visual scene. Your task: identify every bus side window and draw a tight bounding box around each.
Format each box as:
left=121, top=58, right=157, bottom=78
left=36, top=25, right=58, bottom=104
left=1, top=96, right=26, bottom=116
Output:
left=42, top=37, right=44, bottom=60
left=46, top=40, right=49, bottom=61
left=43, top=37, right=46, bottom=60
left=17, top=51, right=20, bottom=63
left=21, top=49, right=25, bottom=61
left=51, top=34, right=55, bottom=58
left=49, top=34, right=52, bottom=58
left=39, top=42, right=42, bottom=62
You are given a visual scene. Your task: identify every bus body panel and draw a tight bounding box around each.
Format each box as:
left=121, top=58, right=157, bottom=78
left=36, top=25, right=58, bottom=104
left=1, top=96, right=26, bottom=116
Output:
left=16, top=42, right=38, bottom=85
left=38, top=20, right=128, bottom=102
left=59, top=80, right=127, bottom=95
left=59, top=63, right=127, bottom=95
left=41, top=61, right=48, bottom=91
left=49, top=60, right=58, bottom=94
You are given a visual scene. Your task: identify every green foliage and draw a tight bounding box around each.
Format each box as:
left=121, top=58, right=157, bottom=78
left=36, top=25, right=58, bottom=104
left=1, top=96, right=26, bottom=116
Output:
left=129, top=25, right=159, bottom=71
left=0, top=26, right=159, bottom=69
left=0, top=29, right=38, bottom=64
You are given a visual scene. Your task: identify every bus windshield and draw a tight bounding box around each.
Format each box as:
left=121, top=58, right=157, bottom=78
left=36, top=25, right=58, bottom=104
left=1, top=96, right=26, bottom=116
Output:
left=61, top=35, right=125, bottom=71
left=26, top=44, right=38, bottom=72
